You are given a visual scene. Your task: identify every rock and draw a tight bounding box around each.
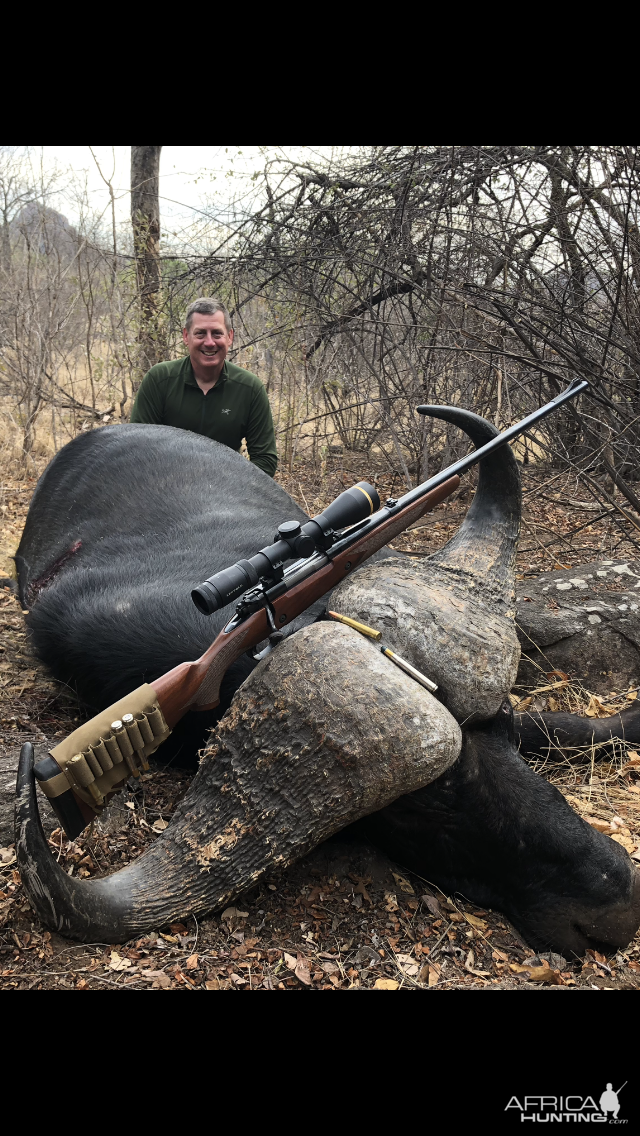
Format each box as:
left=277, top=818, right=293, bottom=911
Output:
left=516, top=559, right=640, bottom=694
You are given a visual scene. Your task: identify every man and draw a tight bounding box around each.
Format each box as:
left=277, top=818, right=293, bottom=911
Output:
left=598, top=1085, right=621, bottom=1119
left=130, top=298, right=277, bottom=477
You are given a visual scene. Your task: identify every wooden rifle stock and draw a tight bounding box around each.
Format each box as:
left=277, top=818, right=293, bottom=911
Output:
left=151, top=475, right=459, bottom=728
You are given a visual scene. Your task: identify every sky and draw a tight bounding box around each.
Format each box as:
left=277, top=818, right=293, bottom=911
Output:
left=36, top=146, right=336, bottom=247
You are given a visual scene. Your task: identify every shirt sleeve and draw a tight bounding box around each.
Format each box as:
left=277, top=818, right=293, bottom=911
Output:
left=245, top=381, right=278, bottom=477
left=130, top=369, right=165, bottom=424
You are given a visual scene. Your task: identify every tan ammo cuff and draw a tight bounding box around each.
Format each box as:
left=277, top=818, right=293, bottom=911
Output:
left=42, top=684, right=171, bottom=810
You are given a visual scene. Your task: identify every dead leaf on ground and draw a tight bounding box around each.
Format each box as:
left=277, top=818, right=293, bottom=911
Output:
left=585, top=695, right=613, bottom=718
left=283, top=952, right=297, bottom=970
left=421, top=893, right=442, bottom=918
left=587, top=818, right=613, bottom=833
left=373, top=978, right=399, bottom=990
left=464, top=949, right=491, bottom=976
left=295, top=958, right=312, bottom=985
left=395, top=952, right=420, bottom=977
left=611, top=832, right=637, bottom=853
left=510, top=962, right=565, bottom=985
left=466, top=949, right=491, bottom=976
left=186, top=954, right=199, bottom=970
left=586, top=949, right=609, bottom=967
left=354, top=880, right=371, bottom=903
left=109, top=951, right=132, bottom=971
left=513, top=690, right=534, bottom=708
left=464, top=913, right=487, bottom=930
left=151, top=818, right=168, bottom=833
left=151, top=974, right=172, bottom=989
left=392, top=872, right=415, bottom=895
left=322, top=961, right=339, bottom=975
left=221, top=907, right=248, bottom=923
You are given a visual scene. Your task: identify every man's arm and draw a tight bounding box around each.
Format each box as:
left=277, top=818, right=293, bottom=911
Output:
left=130, top=369, right=165, bottom=424
left=245, top=381, right=278, bottom=477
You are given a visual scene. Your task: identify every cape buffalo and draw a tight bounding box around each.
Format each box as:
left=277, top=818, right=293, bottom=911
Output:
left=13, top=415, right=640, bottom=952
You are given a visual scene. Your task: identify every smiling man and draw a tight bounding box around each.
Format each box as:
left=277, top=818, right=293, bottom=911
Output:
left=130, top=297, right=277, bottom=476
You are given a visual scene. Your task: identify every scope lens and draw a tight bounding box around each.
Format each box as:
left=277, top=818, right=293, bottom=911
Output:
left=191, top=582, right=220, bottom=614
left=191, top=558, right=260, bottom=615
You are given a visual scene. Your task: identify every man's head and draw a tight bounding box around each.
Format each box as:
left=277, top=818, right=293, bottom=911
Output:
left=183, top=298, right=234, bottom=382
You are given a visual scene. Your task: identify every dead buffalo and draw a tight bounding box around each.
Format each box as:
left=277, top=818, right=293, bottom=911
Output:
left=13, top=416, right=640, bottom=952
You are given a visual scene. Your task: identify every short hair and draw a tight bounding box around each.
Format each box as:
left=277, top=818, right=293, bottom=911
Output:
left=184, top=297, right=232, bottom=333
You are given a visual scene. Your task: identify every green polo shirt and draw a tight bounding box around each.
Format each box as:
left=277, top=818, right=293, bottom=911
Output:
left=130, top=356, right=278, bottom=477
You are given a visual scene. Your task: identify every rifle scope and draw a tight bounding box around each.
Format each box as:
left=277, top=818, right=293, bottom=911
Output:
left=191, top=481, right=380, bottom=616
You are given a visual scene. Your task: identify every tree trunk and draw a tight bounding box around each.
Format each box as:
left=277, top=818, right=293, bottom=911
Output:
left=131, top=146, right=162, bottom=385
left=1, top=215, right=10, bottom=274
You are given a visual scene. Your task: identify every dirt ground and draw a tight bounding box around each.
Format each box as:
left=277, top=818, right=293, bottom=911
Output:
left=2, top=450, right=640, bottom=991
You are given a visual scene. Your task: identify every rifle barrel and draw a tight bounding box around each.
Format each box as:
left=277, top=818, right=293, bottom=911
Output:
left=327, top=378, right=589, bottom=561
left=407, top=378, right=589, bottom=506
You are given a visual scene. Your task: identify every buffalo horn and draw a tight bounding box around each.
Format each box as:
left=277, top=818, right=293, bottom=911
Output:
left=16, top=623, right=461, bottom=942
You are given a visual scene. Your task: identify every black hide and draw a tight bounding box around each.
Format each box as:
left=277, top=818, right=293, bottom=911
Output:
left=16, top=425, right=397, bottom=764
left=359, top=703, right=640, bottom=953
left=16, top=425, right=318, bottom=709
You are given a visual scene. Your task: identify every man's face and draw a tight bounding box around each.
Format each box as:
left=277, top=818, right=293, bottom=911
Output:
left=183, top=311, right=234, bottom=376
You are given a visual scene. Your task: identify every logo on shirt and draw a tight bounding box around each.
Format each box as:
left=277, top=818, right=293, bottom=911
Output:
left=221, top=408, right=230, bottom=415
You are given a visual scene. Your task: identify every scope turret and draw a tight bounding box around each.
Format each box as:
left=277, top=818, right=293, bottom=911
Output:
left=191, top=481, right=379, bottom=615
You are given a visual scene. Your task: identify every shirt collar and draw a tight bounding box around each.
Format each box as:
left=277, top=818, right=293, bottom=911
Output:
left=183, top=357, right=228, bottom=388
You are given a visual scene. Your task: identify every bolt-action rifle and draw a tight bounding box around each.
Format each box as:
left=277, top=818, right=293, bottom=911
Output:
left=32, top=379, right=588, bottom=838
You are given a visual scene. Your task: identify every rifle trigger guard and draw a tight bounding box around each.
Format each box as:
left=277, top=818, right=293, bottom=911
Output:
left=265, top=601, right=277, bottom=634
left=252, top=630, right=284, bottom=662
